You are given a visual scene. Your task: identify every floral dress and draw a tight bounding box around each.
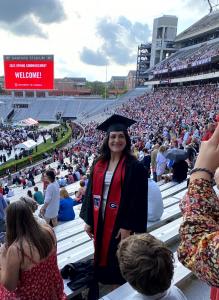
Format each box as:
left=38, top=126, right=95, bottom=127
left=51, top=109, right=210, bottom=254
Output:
left=177, top=179, right=219, bottom=300
left=0, top=251, right=67, bottom=300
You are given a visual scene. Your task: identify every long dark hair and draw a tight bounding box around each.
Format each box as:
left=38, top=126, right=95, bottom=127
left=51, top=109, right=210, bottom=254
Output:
left=6, top=200, right=55, bottom=261
left=96, top=131, right=135, bottom=163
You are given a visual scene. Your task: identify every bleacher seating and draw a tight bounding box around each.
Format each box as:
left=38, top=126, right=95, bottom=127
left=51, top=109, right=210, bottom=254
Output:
left=54, top=180, right=190, bottom=299
left=0, top=98, right=14, bottom=121
left=0, top=87, right=150, bottom=124
left=101, top=185, right=219, bottom=300
left=99, top=253, right=192, bottom=300
left=56, top=179, right=218, bottom=299
left=5, top=161, right=215, bottom=299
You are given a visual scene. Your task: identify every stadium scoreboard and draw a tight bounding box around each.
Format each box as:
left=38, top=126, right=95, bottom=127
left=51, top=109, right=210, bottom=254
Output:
left=3, top=55, right=54, bottom=90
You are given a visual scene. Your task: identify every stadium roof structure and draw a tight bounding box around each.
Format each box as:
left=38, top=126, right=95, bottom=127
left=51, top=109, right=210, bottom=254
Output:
left=175, top=10, right=219, bottom=42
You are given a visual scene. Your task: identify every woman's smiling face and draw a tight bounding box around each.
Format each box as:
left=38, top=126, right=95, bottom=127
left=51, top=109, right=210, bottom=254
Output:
left=108, top=131, right=126, bottom=154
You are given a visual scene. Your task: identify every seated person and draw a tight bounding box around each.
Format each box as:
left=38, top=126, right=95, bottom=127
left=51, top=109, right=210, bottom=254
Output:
left=13, top=176, right=21, bottom=185
left=117, top=233, right=187, bottom=300
left=162, top=160, right=188, bottom=184
left=67, top=173, right=74, bottom=184
left=74, top=168, right=81, bottom=181
left=3, top=185, right=9, bottom=195
left=33, top=186, right=44, bottom=205
left=148, top=178, right=164, bottom=222
left=56, top=165, right=61, bottom=175
left=62, top=163, right=68, bottom=171
left=73, top=180, right=86, bottom=204
left=20, top=196, right=46, bottom=225
left=58, top=177, right=67, bottom=188
left=81, top=175, right=88, bottom=187
left=58, top=188, right=75, bottom=222
left=20, top=177, right=27, bottom=189
left=26, top=180, right=33, bottom=188
left=6, top=188, right=14, bottom=198
left=27, top=190, right=33, bottom=198
left=0, top=185, right=3, bottom=195
left=172, top=160, right=188, bottom=183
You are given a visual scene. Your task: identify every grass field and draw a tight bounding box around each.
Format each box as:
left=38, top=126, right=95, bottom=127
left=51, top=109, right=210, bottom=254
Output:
left=0, top=124, right=72, bottom=175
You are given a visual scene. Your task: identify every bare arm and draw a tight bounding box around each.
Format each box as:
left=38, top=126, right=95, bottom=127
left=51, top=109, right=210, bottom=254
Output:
left=178, top=123, right=219, bottom=286
left=0, top=244, right=21, bottom=291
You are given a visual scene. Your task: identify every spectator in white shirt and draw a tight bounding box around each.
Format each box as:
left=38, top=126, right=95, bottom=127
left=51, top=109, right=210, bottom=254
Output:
left=40, top=170, right=60, bottom=227
left=148, top=178, right=164, bottom=222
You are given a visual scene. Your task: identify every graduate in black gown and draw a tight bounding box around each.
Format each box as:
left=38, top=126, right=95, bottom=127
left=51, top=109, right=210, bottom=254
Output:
left=80, top=114, right=148, bottom=285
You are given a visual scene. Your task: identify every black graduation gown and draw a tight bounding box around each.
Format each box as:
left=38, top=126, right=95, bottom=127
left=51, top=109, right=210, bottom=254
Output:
left=80, top=156, right=148, bottom=284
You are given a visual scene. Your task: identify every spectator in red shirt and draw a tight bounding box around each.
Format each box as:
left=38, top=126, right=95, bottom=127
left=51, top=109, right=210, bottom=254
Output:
left=202, top=123, right=216, bottom=141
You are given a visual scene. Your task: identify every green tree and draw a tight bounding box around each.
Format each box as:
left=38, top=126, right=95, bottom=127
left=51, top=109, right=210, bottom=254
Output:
left=85, top=81, right=106, bottom=95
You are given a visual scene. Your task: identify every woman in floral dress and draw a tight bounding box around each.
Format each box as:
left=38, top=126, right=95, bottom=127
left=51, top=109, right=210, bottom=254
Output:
left=178, top=122, right=219, bottom=300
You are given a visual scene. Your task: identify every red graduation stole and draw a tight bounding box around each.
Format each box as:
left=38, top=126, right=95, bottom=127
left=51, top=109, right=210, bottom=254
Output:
left=211, top=288, right=219, bottom=300
left=92, top=156, right=126, bottom=266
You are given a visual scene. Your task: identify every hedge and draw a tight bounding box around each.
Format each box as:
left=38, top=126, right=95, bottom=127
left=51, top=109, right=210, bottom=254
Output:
left=0, top=124, right=72, bottom=177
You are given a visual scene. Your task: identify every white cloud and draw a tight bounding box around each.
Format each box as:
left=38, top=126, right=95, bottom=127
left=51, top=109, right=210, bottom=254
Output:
left=0, top=0, right=210, bottom=81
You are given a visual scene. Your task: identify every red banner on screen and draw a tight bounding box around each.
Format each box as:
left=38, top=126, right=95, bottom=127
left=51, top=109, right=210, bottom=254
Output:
left=4, top=55, right=54, bottom=90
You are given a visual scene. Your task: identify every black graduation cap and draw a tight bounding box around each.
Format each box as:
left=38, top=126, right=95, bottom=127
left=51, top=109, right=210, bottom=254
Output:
left=96, top=114, right=136, bottom=133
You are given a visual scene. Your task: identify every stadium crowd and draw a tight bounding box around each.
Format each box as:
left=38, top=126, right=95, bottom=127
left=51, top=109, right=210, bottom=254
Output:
left=153, top=41, right=219, bottom=73
left=80, top=84, right=218, bottom=158
left=0, top=123, right=75, bottom=164
left=0, top=83, right=218, bottom=299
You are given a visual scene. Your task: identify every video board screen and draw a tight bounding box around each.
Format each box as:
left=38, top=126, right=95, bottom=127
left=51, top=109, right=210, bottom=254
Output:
left=4, top=55, right=54, bottom=90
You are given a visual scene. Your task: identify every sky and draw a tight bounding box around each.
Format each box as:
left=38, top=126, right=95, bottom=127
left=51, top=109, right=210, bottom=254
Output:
left=0, top=0, right=212, bottom=81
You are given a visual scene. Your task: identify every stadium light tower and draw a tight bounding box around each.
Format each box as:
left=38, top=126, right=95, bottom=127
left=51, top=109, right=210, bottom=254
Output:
left=207, top=0, right=219, bottom=12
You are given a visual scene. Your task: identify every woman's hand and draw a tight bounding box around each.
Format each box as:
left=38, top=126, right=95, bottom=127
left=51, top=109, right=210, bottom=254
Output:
left=192, top=123, right=219, bottom=175
left=115, top=228, right=132, bottom=240
left=84, top=224, right=93, bottom=239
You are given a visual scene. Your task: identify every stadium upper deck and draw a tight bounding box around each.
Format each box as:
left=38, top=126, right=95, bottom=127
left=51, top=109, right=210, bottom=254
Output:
left=175, top=10, right=219, bottom=44
left=152, top=38, right=219, bottom=75
left=149, top=10, right=219, bottom=81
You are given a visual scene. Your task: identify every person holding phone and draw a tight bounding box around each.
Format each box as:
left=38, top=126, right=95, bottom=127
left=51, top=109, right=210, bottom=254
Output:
left=178, top=123, right=219, bottom=300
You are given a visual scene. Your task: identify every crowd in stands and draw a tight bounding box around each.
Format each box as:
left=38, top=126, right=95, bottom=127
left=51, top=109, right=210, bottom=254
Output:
left=77, top=84, right=218, bottom=222
left=0, top=153, right=89, bottom=249
left=0, top=122, right=78, bottom=165
left=153, top=41, right=219, bottom=74
left=0, top=125, right=52, bottom=163
left=0, top=84, right=218, bottom=227
left=80, top=84, right=218, bottom=158
left=0, top=83, right=218, bottom=298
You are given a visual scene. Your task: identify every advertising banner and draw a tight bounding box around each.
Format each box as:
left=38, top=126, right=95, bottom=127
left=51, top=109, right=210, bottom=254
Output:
left=4, top=55, right=54, bottom=90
